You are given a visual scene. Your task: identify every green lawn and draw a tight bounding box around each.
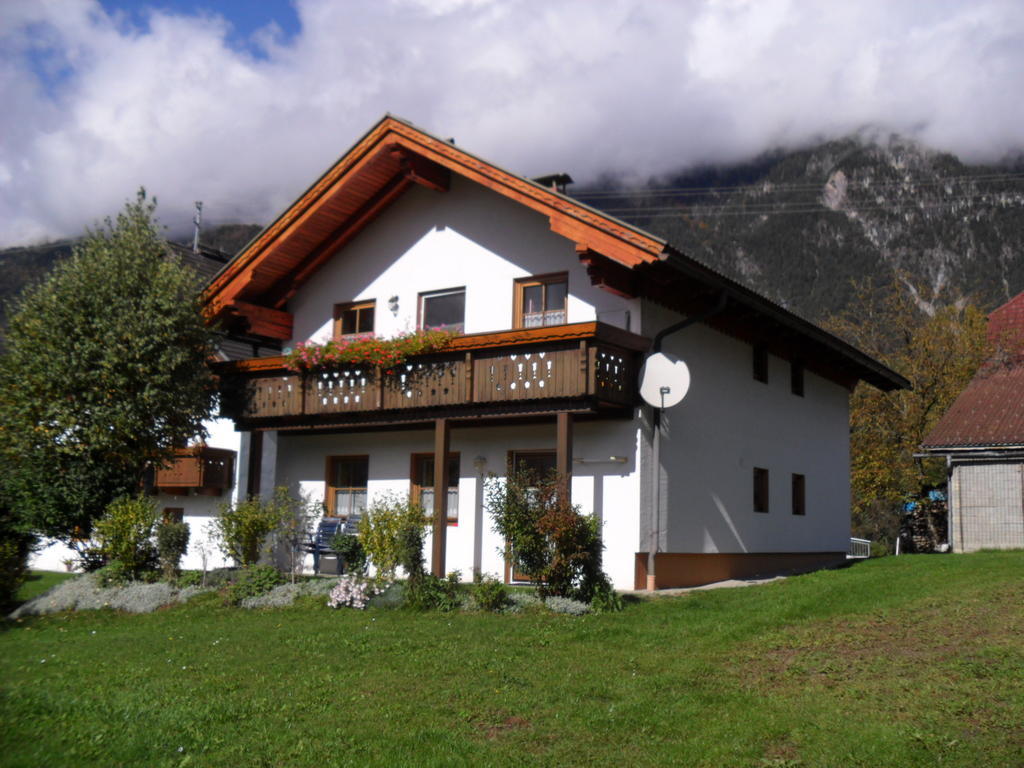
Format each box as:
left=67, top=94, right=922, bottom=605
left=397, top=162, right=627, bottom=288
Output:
left=3, top=553, right=1022, bottom=767
left=14, top=569, right=76, bottom=604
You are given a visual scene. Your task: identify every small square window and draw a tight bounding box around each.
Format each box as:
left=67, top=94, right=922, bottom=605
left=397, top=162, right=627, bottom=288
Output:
left=791, top=361, right=804, bottom=396
left=419, top=288, right=465, bottom=334
left=326, top=456, right=369, bottom=520
left=753, top=346, right=768, bottom=383
left=515, top=274, right=568, bottom=328
left=753, top=467, right=769, bottom=513
left=792, top=473, right=806, bottom=516
left=334, top=300, right=375, bottom=339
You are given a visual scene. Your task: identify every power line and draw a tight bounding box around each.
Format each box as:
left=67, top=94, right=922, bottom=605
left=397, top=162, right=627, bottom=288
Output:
left=595, top=193, right=1024, bottom=217
left=572, top=171, right=1024, bottom=199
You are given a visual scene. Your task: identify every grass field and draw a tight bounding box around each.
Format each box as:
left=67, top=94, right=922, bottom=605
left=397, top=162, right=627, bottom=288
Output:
left=3, top=553, right=1022, bottom=767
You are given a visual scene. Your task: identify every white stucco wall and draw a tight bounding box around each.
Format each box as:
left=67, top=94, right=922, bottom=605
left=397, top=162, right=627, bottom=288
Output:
left=272, top=420, right=642, bottom=590
left=286, top=176, right=640, bottom=346
left=642, top=301, right=852, bottom=556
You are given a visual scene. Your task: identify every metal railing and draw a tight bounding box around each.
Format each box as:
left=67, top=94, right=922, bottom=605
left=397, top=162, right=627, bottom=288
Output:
left=848, top=537, right=871, bottom=559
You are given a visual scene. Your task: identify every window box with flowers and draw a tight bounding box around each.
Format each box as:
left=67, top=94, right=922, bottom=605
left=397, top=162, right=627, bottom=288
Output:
left=284, top=329, right=457, bottom=375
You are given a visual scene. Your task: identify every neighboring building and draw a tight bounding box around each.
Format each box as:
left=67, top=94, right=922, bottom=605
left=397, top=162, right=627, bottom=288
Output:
left=921, top=291, right=1024, bottom=553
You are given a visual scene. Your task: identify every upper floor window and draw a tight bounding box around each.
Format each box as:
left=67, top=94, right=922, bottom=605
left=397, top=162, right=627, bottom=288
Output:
left=753, top=345, right=768, bottom=383
left=515, top=274, right=568, bottom=328
left=334, top=300, right=375, bottom=339
left=419, top=288, right=465, bottom=334
left=791, top=361, right=805, bottom=397
left=792, top=473, right=806, bottom=516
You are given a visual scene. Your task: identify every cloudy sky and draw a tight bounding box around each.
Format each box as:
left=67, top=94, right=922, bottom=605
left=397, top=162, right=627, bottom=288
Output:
left=2, top=0, right=1023, bottom=246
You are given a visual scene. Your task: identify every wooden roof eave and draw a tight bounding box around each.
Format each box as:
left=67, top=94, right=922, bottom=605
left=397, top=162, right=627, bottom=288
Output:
left=203, top=114, right=667, bottom=325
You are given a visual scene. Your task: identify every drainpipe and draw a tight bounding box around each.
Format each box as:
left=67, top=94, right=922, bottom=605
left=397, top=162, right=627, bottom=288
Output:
left=647, top=292, right=728, bottom=591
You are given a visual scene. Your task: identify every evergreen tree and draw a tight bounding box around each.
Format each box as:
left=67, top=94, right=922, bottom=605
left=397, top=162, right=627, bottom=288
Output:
left=0, top=191, right=217, bottom=543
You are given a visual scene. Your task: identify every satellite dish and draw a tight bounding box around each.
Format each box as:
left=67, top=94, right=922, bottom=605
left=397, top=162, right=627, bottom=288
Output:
left=639, top=352, right=690, bottom=409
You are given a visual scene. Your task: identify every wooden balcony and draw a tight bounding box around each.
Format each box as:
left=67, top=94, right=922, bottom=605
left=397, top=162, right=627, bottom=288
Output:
left=155, top=446, right=237, bottom=495
left=215, top=322, right=649, bottom=430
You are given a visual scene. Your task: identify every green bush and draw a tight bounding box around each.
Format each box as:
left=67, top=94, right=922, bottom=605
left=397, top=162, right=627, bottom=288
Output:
left=92, top=495, right=159, bottom=580
left=487, top=469, right=610, bottom=602
left=156, top=520, right=190, bottom=580
left=358, top=494, right=429, bottom=581
left=97, top=559, right=133, bottom=587
left=471, top=573, right=510, bottom=612
left=213, top=487, right=295, bottom=566
left=0, top=515, right=34, bottom=611
left=227, top=565, right=285, bottom=605
left=406, top=571, right=462, bottom=612
left=175, top=569, right=204, bottom=588
left=330, top=533, right=367, bottom=574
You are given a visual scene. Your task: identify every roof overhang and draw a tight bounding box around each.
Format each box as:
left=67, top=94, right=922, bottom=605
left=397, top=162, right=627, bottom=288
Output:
left=202, top=114, right=907, bottom=394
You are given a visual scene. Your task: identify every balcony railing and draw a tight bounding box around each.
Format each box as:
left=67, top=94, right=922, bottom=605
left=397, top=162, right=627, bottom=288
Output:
left=216, top=322, right=648, bottom=427
left=155, top=446, right=236, bottom=495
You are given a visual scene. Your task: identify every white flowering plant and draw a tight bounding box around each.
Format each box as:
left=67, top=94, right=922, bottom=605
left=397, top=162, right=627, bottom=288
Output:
left=327, top=573, right=383, bottom=610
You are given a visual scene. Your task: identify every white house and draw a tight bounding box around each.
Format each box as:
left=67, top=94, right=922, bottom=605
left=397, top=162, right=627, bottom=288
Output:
left=37, top=115, right=908, bottom=588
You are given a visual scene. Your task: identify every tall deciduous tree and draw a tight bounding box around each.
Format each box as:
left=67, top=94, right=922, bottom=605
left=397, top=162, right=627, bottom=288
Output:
left=0, top=191, right=217, bottom=542
left=826, top=279, right=989, bottom=548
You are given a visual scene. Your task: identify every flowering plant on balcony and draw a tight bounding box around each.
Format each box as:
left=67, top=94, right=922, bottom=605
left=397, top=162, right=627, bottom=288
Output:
left=284, top=328, right=457, bottom=374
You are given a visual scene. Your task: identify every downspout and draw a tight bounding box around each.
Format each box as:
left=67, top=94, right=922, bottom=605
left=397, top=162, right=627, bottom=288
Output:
left=647, top=292, right=728, bottom=590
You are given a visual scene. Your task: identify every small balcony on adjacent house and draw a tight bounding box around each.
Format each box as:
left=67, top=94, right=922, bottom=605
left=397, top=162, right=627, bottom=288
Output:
left=155, top=446, right=237, bottom=495
left=215, top=322, right=649, bottom=431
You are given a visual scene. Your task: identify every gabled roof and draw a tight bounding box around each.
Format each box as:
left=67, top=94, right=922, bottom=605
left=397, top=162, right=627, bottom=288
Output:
left=923, top=291, right=1024, bottom=451
left=203, top=114, right=908, bottom=392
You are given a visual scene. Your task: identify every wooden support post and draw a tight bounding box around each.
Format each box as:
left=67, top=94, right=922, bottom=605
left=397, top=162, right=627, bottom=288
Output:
left=556, top=411, right=573, bottom=504
left=431, top=418, right=451, bottom=578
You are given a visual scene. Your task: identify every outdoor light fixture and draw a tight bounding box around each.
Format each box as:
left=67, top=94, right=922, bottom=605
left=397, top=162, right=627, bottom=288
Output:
left=388, top=295, right=399, bottom=315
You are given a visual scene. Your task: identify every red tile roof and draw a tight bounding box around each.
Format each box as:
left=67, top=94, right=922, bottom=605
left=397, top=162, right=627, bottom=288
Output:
left=923, top=290, right=1024, bottom=449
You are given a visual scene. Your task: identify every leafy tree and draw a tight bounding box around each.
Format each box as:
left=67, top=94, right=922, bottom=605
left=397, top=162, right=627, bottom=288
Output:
left=0, top=191, right=217, bottom=543
left=826, top=279, right=989, bottom=549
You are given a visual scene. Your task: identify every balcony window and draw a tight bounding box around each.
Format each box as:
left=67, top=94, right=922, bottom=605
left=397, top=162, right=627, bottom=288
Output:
left=515, top=274, right=567, bottom=328
left=411, top=453, right=460, bottom=524
left=419, top=288, right=465, bottom=334
left=326, top=455, right=369, bottom=521
left=334, top=300, right=375, bottom=339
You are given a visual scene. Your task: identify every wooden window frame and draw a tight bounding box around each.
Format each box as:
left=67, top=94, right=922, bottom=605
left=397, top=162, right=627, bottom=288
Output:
left=753, top=345, right=769, bottom=384
left=325, top=455, right=369, bottom=519
left=333, top=299, right=376, bottom=340
left=792, top=473, right=806, bottom=516
left=753, top=467, right=770, bottom=513
left=417, top=287, right=466, bottom=334
left=410, top=452, right=460, bottom=525
left=513, top=272, right=569, bottom=329
left=791, top=360, right=805, bottom=397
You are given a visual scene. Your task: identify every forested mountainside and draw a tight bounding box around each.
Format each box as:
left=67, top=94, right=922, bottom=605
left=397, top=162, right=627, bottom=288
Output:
left=3, top=136, right=1023, bottom=332
left=576, top=136, right=1024, bottom=323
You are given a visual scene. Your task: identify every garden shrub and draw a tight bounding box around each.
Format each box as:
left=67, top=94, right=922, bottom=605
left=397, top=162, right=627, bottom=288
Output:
left=487, top=468, right=610, bottom=602
left=327, top=573, right=381, bottom=609
left=471, top=573, right=510, bottom=612
left=92, top=495, right=159, bottom=579
left=406, top=571, right=462, bottom=612
left=9, top=572, right=212, bottom=617
left=358, top=493, right=428, bottom=581
left=544, top=596, right=591, bottom=615
left=227, top=565, right=285, bottom=605
left=156, top=520, right=190, bottom=580
left=175, top=570, right=204, bottom=588
left=0, top=505, right=34, bottom=611
left=212, top=487, right=294, bottom=566
left=506, top=591, right=543, bottom=613
left=330, top=533, right=367, bottom=574
left=590, top=582, right=624, bottom=613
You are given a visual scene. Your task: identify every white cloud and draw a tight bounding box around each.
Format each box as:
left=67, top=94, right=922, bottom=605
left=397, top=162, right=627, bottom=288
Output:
left=2, top=0, right=1022, bottom=245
